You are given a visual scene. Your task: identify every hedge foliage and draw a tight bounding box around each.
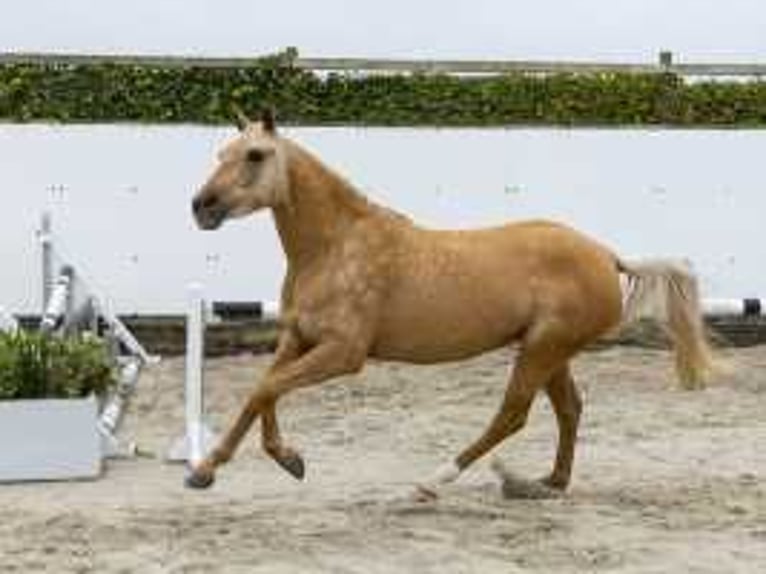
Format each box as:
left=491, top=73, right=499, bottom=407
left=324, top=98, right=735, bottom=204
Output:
left=0, top=331, right=116, bottom=400
left=1, top=51, right=765, bottom=126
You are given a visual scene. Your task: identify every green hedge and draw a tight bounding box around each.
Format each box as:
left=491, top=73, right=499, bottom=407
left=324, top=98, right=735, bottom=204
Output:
left=0, top=331, right=116, bottom=400
left=1, top=52, right=765, bottom=126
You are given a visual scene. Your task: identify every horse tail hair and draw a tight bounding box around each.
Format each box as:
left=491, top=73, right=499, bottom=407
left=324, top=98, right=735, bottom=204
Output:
left=617, top=258, right=714, bottom=390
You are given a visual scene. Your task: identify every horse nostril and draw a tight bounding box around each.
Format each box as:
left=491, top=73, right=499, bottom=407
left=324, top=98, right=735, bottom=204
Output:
left=193, top=193, right=218, bottom=214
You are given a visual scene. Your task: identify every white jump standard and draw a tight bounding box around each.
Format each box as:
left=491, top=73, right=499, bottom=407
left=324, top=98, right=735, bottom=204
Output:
left=166, top=284, right=217, bottom=480
left=37, top=212, right=155, bottom=459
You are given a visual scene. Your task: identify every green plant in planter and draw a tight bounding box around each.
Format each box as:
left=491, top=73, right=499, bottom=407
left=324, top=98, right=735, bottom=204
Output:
left=0, top=331, right=116, bottom=400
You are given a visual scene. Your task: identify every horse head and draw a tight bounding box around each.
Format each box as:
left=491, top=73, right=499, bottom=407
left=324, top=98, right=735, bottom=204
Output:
left=192, top=107, right=289, bottom=230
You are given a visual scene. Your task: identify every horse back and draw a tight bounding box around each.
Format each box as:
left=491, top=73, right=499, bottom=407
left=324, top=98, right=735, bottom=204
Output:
left=371, top=219, right=622, bottom=361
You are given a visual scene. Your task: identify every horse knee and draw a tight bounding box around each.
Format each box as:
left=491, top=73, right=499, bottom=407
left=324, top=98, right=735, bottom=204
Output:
left=559, top=393, right=582, bottom=426
left=562, top=386, right=583, bottom=425
left=547, top=370, right=582, bottom=428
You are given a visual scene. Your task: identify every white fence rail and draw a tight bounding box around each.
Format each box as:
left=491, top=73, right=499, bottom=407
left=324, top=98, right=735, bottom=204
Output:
left=1, top=51, right=765, bottom=78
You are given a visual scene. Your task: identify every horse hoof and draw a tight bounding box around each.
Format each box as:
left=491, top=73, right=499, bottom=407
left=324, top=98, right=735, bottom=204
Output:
left=539, top=475, right=568, bottom=492
left=412, top=485, right=439, bottom=503
left=501, top=476, right=561, bottom=500
left=276, top=453, right=306, bottom=480
left=185, top=467, right=216, bottom=490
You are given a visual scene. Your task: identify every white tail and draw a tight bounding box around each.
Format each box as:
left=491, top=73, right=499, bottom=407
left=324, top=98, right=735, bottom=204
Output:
left=618, top=259, right=714, bottom=389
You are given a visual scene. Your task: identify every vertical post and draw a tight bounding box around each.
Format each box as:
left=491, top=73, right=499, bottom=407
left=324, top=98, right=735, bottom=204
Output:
left=185, top=283, right=206, bottom=466
left=166, top=283, right=216, bottom=465
left=40, top=212, right=53, bottom=315
left=65, top=266, right=75, bottom=328
left=659, top=50, right=673, bottom=71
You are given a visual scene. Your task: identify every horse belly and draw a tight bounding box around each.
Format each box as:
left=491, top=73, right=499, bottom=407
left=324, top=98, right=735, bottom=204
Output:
left=371, top=280, right=529, bottom=363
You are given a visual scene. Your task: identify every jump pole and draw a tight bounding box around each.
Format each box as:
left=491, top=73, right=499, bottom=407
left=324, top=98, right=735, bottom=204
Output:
left=167, top=283, right=216, bottom=466
left=702, top=298, right=762, bottom=317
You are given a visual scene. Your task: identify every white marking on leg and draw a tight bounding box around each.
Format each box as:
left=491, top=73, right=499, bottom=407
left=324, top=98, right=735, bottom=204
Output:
left=416, top=461, right=462, bottom=499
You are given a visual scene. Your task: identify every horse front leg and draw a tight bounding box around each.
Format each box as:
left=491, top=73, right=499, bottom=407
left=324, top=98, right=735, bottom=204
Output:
left=259, top=331, right=308, bottom=479
left=260, top=402, right=306, bottom=479
left=186, top=338, right=366, bottom=489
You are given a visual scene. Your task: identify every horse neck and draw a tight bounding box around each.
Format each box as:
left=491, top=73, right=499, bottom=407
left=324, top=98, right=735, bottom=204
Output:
left=271, top=141, right=377, bottom=265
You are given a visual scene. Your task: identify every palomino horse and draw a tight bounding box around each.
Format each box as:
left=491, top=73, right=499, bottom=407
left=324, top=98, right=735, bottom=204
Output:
left=188, top=109, right=713, bottom=498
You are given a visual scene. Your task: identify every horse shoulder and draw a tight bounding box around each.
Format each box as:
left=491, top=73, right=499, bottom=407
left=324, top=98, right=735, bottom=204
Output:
left=284, top=217, right=399, bottom=346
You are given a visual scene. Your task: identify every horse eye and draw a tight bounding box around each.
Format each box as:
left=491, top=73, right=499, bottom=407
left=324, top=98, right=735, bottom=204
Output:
left=246, top=149, right=265, bottom=163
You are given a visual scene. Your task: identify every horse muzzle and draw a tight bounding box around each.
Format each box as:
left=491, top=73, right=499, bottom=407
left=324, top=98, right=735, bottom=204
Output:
left=192, top=192, right=227, bottom=230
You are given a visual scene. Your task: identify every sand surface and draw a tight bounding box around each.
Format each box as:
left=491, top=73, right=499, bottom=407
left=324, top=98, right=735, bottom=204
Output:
left=0, top=346, right=764, bottom=573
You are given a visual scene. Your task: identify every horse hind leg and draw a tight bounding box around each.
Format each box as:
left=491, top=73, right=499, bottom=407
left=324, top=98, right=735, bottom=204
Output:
left=416, top=331, right=577, bottom=499
left=541, top=364, right=582, bottom=490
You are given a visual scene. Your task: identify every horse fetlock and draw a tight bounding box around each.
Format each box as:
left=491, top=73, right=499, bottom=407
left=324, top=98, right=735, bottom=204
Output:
left=261, top=435, right=283, bottom=458
left=210, top=446, right=232, bottom=465
left=541, top=473, right=570, bottom=491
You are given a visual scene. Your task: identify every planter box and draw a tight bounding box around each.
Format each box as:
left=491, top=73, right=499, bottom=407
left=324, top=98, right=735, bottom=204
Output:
left=0, top=395, right=102, bottom=482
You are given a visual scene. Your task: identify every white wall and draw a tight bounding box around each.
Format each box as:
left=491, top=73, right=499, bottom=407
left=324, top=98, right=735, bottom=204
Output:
left=1, top=124, right=763, bottom=314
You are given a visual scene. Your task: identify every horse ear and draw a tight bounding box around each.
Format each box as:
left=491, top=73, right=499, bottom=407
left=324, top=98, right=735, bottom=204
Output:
left=261, top=107, right=277, bottom=134
left=232, top=105, right=251, bottom=132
